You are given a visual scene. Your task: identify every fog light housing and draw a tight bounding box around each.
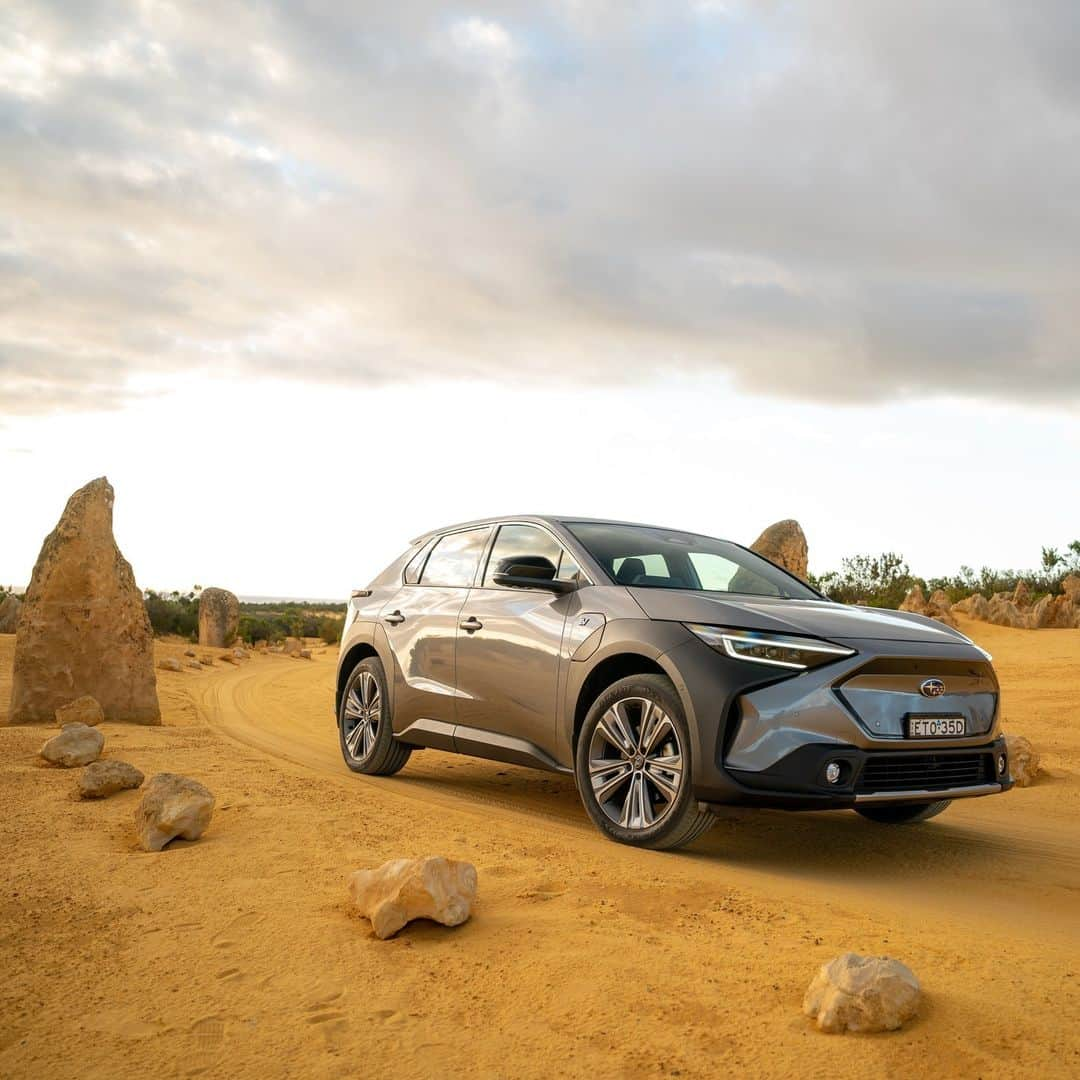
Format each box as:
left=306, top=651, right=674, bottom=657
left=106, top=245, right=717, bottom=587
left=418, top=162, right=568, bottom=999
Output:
left=998, top=753, right=1007, bottom=776
left=825, top=761, right=843, bottom=785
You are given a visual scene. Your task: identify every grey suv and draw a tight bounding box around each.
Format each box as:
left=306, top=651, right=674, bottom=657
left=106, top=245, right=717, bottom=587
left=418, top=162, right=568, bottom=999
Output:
left=336, top=517, right=1010, bottom=849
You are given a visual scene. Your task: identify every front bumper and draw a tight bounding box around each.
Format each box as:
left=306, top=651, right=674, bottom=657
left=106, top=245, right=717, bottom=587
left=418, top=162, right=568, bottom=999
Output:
left=699, top=735, right=1012, bottom=811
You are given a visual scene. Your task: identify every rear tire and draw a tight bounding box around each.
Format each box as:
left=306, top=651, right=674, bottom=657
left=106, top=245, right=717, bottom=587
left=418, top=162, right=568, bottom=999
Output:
left=575, top=674, right=714, bottom=850
left=855, top=799, right=951, bottom=824
left=339, top=657, right=412, bottom=776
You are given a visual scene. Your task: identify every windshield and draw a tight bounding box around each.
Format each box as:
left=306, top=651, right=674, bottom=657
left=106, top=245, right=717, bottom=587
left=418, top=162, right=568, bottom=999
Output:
left=565, top=522, right=819, bottom=600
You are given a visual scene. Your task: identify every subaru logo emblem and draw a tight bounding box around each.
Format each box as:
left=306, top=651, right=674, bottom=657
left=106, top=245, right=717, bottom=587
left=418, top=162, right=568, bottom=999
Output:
left=920, top=678, right=946, bottom=698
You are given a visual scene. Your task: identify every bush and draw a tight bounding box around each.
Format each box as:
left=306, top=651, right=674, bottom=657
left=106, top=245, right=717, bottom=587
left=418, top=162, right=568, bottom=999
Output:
left=319, top=616, right=344, bottom=645
left=811, top=552, right=914, bottom=609
left=144, top=590, right=199, bottom=639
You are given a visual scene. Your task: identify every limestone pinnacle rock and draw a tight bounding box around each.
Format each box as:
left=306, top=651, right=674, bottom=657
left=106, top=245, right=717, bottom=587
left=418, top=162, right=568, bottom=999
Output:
left=7, top=477, right=160, bottom=725
left=749, top=519, right=809, bottom=580
left=198, top=587, right=239, bottom=648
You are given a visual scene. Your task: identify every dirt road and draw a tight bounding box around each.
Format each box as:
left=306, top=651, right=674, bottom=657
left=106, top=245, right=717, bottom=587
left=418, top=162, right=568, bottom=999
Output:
left=1, top=618, right=1078, bottom=1078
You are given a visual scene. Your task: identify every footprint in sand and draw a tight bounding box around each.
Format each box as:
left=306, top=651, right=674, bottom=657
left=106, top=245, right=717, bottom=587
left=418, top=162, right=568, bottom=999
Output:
left=186, top=1016, right=228, bottom=1076
left=517, top=879, right=567, bottom=901
left=212, top=911, right=263, bottom=949
left=305, top=991, right=348, bottom=1052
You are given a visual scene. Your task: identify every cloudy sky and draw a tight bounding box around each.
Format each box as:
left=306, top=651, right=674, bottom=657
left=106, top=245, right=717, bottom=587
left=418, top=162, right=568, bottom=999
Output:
left=2, top=1, right=1077, bottom=596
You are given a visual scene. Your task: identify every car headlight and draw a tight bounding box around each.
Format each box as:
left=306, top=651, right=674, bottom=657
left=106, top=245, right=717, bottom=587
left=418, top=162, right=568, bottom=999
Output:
left=685, top=624, right=856, bottom=670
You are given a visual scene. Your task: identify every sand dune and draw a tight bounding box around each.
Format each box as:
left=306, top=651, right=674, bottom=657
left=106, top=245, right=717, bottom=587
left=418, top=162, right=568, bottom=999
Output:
left=1, top=618, right=1078, bottom=1078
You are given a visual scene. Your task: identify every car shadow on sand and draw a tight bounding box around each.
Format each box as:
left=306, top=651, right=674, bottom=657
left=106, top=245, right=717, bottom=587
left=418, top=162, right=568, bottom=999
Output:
left=394, top=757, right=1078, bottom=891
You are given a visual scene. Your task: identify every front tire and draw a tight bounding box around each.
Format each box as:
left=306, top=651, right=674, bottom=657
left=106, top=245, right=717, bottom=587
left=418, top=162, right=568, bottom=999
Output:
left=855, top=799, right=951, bottom=824
left=575, top=674, right=714, bottom=850
left=338, top=657, right=411, bottom=776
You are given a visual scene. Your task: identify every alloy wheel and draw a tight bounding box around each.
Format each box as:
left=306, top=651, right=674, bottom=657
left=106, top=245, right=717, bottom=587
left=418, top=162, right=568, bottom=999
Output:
left=587, top=696, right=684, bottom=830
left=343, top=670, right=381, bottom=761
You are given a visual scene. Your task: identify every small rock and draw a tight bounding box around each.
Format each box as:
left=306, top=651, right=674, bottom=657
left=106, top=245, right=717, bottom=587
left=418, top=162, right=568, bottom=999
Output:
left=158, top=657, right=183, bottom=672
left=347, top=856, right=478, bottom=939
left=803, top=953, right=920, bottom=1034
left=184, top=649, right=196, bottom=657
left=40, top=723, right=105, bottom=767
left=219, top=653, right=237, bottom=665
left=232, top=647, right=248, bottom=659
left=299, top=648, right=312, bottom=659
left=1006, top=734, right=1041, bottom=787
left=198, top=656, right=214, bottom=666
left=55, top=694, right=104, bottom=728
left=284, top=637, right=304, bottom=656
left=134, top=773, right=215, bottom=851
left=187, top=660, right=201, bottom=670
left=79, top=760, right=144, bottom=799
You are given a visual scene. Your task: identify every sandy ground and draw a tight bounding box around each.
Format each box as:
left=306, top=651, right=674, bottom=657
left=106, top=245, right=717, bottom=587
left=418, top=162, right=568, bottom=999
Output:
left=1, top=617, right=1078, bottom=1079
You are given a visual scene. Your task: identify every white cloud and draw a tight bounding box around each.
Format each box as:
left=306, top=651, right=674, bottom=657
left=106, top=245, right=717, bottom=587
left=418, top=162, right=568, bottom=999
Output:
left=1, top=0, right=1079, bottom=416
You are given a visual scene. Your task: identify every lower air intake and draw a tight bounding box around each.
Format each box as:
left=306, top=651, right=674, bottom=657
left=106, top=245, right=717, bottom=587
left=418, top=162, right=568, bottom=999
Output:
left=856, top=752, right=991, bottom=793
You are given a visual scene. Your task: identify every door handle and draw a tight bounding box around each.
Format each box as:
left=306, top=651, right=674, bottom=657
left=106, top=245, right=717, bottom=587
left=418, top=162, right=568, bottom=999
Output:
left=383, top=611, right=405, bottom=625
left=459, top=617, right=483, bottom=632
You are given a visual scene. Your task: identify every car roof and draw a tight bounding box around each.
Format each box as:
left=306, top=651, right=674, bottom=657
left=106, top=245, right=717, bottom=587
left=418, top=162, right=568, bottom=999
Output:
left=410, top=515, right=727, bottom=545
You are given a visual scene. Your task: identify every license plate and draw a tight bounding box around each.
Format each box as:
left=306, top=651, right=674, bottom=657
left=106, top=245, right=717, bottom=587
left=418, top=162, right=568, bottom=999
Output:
left=908, top=715, right=966, bottom=738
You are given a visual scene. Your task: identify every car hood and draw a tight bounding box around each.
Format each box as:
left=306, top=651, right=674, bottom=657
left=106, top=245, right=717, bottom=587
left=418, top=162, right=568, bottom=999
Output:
left=627, top=588, right=966, bottom=644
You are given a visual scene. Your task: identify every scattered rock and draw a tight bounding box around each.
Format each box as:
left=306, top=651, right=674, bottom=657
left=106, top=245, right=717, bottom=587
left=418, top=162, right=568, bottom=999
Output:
left=299, top=648, right=312, bottom=660
left=1063, top=574, right=1080, bottom=603
left=158, top=657, right=183, bottom=672
left=55, top=694, right=104, bottom=728
left=232, top=647, right=248, bottom=659
left=899, top=584, right=958, bottom=628
left=1006, top=734, right=1041, bottom=787
left=0, top=593, right=22, bottom=633
left=986, top=594, right=1028, bottom=629
left=803, top=953, right=921, bottom=1034
left=40, top=723, right=105, bottom=767
left=79, top=760, right=144, bottom=799
left=748, top=519, right=809, bottom=580
left=347, top=856, right=478, bottom=939
left=283, top=637, right=304, bottom=656
left=187, top=661, right=201, bottom=670
left=7, top=477, right=160, bottom=725
left=953, top=586, right=1080, bottom=630
left=219, top=653, right=237, bottom=665
left=184, top=649, right=196, bottom=658
left=198, top=587, right=239, bottom=648
left=134, top=773, right=215, bottom=852
left=198, top=656, right=214, bottom=666
left=953, top=593, right=991, bottom=621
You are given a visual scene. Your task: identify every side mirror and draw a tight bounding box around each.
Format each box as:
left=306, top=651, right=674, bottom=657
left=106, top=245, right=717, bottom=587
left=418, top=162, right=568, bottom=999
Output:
left=492, top=555, right=576, bottom=594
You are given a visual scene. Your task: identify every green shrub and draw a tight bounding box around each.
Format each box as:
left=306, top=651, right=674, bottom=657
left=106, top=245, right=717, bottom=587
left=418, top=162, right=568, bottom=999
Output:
left=810, top=552, right=914, bottom=609
left=144, top=590, right=199, bottom=639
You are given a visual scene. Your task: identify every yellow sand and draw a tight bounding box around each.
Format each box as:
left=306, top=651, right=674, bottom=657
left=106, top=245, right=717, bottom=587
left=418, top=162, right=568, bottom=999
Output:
left=1, top=618, right=1077, bottom=1078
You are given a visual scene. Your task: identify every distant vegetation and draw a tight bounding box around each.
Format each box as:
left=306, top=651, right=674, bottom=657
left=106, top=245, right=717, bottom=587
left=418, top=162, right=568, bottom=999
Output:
left=143, top=590, right=346, bottom=645
left=116, top=541, right=1080, bottom=640
left=811, top=540, right=1080, bottom=608
left=144, top=589, right=200, bottom=638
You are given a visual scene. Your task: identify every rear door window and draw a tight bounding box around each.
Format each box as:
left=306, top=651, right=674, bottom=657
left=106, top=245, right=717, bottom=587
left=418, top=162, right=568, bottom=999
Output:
left=419, top=528, right=492, bottom=588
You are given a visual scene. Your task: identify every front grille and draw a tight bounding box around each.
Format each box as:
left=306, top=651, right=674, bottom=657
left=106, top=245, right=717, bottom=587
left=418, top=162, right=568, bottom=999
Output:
left=856, top=752, right=991, bottom=793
